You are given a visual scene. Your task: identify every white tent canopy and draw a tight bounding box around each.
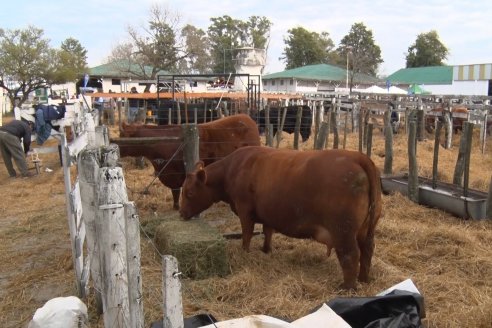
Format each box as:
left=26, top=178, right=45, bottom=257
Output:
left=360, top=85, right=387, bottom=94
left=388, top=86, right=407, bottom=94
left=356, top=85, right=408, bottom=94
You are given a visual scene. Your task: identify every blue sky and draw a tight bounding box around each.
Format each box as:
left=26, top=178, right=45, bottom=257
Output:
left=1, top=0, right=491, bottom=76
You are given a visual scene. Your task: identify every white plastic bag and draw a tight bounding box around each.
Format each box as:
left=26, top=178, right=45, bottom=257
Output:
left=28, top=296, right=88, bottom=328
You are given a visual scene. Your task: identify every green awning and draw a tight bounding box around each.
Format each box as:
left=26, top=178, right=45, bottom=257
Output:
left=407, top=84, right=430, bottom=95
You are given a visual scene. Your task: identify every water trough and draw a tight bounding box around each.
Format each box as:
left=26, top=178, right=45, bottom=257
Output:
left=381, top=174, right=489, bottom=220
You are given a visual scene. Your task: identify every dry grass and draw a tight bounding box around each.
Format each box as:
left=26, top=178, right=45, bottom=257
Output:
left=1, top=121, right=492, bottom=328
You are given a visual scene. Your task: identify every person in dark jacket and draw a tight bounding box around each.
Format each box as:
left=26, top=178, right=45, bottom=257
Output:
left=128, top=87, right=139, bottom=123
left=0, top=119, right=35, bottom=178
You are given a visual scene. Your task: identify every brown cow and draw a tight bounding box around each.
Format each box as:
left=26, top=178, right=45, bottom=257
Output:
left=425, top=105, right=469, bottom=133
left=114, top=114, right=261, bottom=209
left=180, top=146, right=383, bottom=289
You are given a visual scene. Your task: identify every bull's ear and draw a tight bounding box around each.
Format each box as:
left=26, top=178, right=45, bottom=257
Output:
left=195, top=161, right=205, bottom=171
left=196, top=168, right=207, bottom=184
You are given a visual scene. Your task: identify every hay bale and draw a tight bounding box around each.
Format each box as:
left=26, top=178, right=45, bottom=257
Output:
left=153, top=214, right=230, bottom=279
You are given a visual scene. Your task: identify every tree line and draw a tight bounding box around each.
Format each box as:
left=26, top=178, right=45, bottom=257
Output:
left=0, top=4, right=449, bottom=109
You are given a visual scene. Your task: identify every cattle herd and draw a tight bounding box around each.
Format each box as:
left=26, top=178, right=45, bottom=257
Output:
left=112, top=98, right=489, bottom=289
left=115, top=114, right=261, bottom=209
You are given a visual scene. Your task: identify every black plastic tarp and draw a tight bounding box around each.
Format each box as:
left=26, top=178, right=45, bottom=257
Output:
left=151, top=289, right=424, bottom=328
left=323, top=289, right=425, bottom=328
left=151, top=313, right=218, bottom=328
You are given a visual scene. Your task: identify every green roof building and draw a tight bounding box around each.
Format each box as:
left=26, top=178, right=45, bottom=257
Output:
left=262, top=64, right=381, bottom=94
left=81, top=60, right=169, bottom=93
left=387, top=64, right=492, bottom=96
left=387, top=66, right=453, bottom=85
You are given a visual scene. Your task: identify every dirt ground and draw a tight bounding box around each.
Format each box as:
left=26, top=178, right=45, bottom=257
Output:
left=1, top=117, right=492, bottom=327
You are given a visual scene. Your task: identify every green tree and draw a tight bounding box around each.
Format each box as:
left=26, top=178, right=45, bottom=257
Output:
left=0, top=26, right=85, bottom=109
left=208, top=15, right=241, bottom=74
left=178, top=24, right=212, bottom=74
left=50, top=38, right=88, bottom=85
left=338, top=22, right=383, bottom=91
left=207, top=15, right=272, bottom=74
left=405, top=30, right=449, bottom=67
left=280, top=27, right=338, bottom=69
left=241, top=16, right=272, bottom=50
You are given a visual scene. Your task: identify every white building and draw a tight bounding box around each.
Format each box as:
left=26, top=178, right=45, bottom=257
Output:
left=261, top=63, right=380, bottom=94
left=387, top=64, right=492, bottom=96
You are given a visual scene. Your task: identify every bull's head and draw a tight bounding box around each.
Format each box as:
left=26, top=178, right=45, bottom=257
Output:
left=179, top=161, right=214, bottom=220
left=120, top=122, right=146, bottom=137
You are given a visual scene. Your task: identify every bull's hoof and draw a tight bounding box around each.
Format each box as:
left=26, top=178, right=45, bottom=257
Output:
left=261, top=246, right=272, bottom=253
left=338, top=282, right=357, bottom=291
left=173, top=204, right=180, bottom=210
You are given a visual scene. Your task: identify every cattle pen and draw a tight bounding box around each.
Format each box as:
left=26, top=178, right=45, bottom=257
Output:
left=1, top=90, right=492, bottom=327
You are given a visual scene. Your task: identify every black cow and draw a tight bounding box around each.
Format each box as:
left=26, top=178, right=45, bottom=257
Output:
left=156, top=100, right=222, bottom=125
left=254, top=105, right=313, bottom=142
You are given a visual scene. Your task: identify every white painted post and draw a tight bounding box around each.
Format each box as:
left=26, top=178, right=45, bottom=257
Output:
left=95, top=125, right=109, bottom=147
left=84, top=112, right=97, bottom=146
left=162, top=255, right=184, bottom=328
left=98, top=166, right=132, bottom=327
left=78, top=149, right=103, bottom=313
left=125, top=201, right=144, bottom=328
left=70, top=181, right=89, bottom=296
left=61, top=129, right=91, bottom=298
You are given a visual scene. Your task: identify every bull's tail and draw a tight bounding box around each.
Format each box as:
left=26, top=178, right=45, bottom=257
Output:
left=357, top=153, right=383, bottom=282
left=361, top=154, right=382, bottom=239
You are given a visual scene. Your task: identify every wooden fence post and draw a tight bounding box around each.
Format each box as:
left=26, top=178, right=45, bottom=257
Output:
left=267, top=124, right=274, bottom=147
left=404, top=107, right=410, bottom=134
left=487, top=176, right=492, bottom=219
left=162, top=255, right=184, bottom=328
left=358, top=107, right=363, bottom=153
left=416, top=109, right=424, bottom=142
left=324, top=106, right=332, bottom=150
left=408, top=121, right=419, bottom=203
left=95, top=125, right=109, bottom=147
left=84, top=112, right=97, bottom=146
left=366, top=123, right=373, bottom=158
left=78, top=148, right=104, bottom=313
left=276, top=107, right=287, bottom=148
left=363, top=108, right=370, bottom=148
left=443, top=109, right=452, bottom=149
left=331, top=110, right=339, bottom=149
left=182, top=124, right=199, bottom=173
left=432, top=121, right=443, bottom=189
left=417, top=97, right=423, bottom=138
left=61, top=107, right=96, bottom=300
left=265, top=105, right=271, bottom=146
left=351, top=102, right=357, bottom=133
left=61, top=134, right=86, bottom=299
left=342, top=110, right=349, bottom=149
left=125, top=202, right=144, bottom=328
left=98, top=165, right=144, bottom=327
left=176, top=101, right=182, bottom=125
left=453, top=122, right=472, bottom=186
left=314, top=121, right=329, bottom=150
left=462, top=122, right=474, bottom=199
left=314, top=102, right=321, bottom=149
left=481, top=114, right=488, bottom=154
left=293, top=106, right=302, bottom=150
left=383, top=108, right=393, bottom=175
